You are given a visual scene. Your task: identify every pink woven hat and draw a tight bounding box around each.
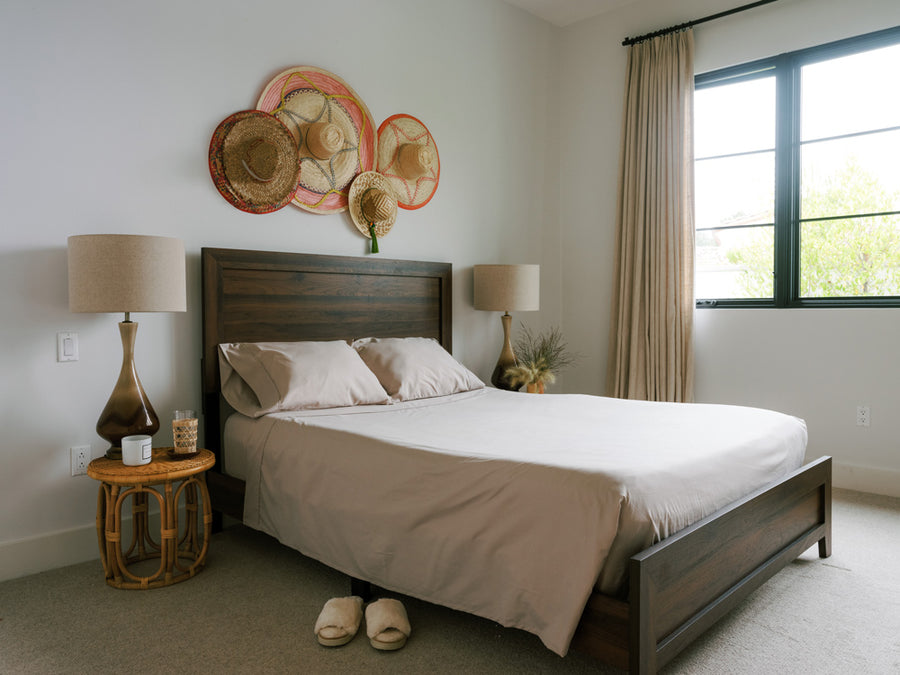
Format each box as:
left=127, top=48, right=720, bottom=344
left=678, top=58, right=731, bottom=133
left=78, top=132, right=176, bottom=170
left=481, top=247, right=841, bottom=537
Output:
left=208, top=110, right=300, bottom=214
left=348, top=171, right=398, bottom=253
left=376, top=114, right=440, bottom=210
left=257, top=66, right=376, bottom=214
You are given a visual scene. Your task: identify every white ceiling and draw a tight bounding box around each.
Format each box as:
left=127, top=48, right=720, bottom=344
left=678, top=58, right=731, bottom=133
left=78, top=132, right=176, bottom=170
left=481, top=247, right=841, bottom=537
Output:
left=504, top=0, right=640, bottom=27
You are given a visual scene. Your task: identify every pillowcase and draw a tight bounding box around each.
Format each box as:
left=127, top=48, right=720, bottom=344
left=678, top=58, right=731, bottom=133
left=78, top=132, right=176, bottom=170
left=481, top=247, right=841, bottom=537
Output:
left=218, top=340, right=390, bottom=417
left=352, top=337, right=484, bottom=401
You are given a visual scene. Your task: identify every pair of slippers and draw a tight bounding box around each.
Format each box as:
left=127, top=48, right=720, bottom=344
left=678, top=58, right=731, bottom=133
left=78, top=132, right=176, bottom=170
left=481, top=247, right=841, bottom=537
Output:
left=314, top=596, right=410, bottom=651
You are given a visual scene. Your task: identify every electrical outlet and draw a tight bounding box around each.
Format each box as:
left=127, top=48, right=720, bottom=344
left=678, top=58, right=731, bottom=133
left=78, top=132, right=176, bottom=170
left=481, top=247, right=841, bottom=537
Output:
left=70, top=445, right=91, bottom=476
left=856, top=406, right=870, bottom=427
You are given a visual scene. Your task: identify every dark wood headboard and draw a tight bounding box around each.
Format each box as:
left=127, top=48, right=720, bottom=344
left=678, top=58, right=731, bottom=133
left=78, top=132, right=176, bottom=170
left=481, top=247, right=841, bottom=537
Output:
left=200, top=247, right=453, bottom=470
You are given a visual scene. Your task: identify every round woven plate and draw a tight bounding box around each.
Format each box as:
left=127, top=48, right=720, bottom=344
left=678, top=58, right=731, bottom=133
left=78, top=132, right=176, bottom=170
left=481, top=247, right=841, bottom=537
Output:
left=257, top=66, right=376, bottom=214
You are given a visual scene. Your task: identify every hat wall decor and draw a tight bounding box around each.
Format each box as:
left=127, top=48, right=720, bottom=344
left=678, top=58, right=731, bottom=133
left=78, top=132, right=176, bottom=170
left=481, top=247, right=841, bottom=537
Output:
left=376, top=114, right=440, bottom=210
left=208, top=68, right=440, bottom=255
left=348, top=171, right=398, bottom=253
left=257, top=66, right=376, bottom=214
left=208, top=110, right=301, bottom=214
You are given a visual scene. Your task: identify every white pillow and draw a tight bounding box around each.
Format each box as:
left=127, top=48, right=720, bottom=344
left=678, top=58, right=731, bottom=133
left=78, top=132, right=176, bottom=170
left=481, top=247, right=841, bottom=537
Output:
left=352, top=337, right=484, bottom=401
left=218, top=341, right=390, bottom=417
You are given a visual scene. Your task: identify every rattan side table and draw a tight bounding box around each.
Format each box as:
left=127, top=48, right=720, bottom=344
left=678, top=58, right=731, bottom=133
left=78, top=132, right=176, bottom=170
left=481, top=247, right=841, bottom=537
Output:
left=87, top=448, right=215, bottom=589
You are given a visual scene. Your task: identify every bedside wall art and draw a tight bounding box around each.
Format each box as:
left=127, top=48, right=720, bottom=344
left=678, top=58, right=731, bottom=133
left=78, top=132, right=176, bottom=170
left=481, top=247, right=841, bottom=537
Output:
left=208, top=110, right=301, bottom=214
left=348, top=171, right=398, bottom=253
left=257, top=66, right=376, bottom=214
left=207, top=65, right=440, bottom=253
left=376, top=113, right=440, bottom=210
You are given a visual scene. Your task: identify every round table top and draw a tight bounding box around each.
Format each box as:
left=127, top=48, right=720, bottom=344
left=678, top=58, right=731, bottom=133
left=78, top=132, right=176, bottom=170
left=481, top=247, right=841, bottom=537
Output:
left=87, top=448, right=215, bottom=485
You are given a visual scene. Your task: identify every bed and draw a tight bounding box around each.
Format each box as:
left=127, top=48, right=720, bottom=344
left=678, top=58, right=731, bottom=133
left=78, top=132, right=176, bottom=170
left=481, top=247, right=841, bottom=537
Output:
left=201, top=247, right=832, bottom=674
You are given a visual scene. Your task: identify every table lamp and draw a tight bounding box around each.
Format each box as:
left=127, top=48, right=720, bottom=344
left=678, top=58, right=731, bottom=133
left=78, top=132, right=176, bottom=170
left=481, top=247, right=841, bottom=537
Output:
left=473, top=264, right=540, bottom=390
left=67, top=234, right=187, bottom=458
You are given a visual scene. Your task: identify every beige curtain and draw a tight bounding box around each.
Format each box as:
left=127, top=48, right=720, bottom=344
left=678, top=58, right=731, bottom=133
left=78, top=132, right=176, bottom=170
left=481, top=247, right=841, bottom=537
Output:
left=606, top=30, right=695, bottom=402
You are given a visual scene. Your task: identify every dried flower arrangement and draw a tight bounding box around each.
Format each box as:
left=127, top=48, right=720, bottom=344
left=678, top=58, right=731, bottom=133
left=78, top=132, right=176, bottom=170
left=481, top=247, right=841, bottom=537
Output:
left=504, top=324, right=577, bottom=392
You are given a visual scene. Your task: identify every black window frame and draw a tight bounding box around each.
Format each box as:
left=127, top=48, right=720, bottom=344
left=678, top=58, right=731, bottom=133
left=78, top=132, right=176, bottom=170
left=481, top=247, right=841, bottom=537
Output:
left=694, top=25, right=900, bottom=309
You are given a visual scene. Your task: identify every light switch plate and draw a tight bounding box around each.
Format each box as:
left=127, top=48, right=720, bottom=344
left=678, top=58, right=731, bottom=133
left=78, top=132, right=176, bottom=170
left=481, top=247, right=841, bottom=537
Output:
left=57, top=331, right=79, bottom=362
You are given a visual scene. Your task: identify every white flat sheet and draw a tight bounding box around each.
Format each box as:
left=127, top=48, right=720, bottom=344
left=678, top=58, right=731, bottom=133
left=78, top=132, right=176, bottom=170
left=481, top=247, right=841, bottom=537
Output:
left=224, top=389, right=807, bottom=656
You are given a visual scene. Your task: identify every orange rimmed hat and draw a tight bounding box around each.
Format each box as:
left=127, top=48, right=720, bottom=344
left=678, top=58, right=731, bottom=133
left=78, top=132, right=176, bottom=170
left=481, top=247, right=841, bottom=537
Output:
left=376, top=114, right=440, bottom=210
left=208, top=110, right=301, bottom=214
left=257, top=66, right=376, bottom=214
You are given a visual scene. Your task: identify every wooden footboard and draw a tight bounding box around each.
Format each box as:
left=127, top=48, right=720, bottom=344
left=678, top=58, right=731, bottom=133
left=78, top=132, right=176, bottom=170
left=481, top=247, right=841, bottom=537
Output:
left=572, top=455, right=832, bottom=674
left=212, top=456, right=831, bottom=673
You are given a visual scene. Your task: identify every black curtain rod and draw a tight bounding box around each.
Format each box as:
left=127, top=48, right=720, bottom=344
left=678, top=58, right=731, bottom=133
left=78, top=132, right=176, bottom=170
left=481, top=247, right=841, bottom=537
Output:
left=621, top=0, right=780, bottom=46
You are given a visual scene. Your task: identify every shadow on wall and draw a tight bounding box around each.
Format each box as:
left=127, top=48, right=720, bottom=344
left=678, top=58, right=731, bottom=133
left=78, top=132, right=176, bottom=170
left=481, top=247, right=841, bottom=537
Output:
left=0, top=244, right=199, bottom=448
left=6, top=247, right=69, bottom=319
left=0, top=247, right=97, bottom=480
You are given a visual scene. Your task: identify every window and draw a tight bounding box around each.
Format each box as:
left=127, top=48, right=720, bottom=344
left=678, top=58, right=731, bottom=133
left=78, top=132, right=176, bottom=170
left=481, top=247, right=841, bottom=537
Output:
left=694, top=27, right=900, bottom=307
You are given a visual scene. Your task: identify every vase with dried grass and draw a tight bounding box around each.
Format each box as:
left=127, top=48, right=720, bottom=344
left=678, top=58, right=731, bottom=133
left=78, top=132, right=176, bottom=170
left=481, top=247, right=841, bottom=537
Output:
left=504, top=324, right=576, bottom=393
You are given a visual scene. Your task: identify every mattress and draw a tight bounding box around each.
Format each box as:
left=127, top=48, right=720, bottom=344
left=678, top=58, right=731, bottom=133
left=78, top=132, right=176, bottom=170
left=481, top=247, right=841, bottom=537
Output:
left=223, top=388, right=807, bottom=656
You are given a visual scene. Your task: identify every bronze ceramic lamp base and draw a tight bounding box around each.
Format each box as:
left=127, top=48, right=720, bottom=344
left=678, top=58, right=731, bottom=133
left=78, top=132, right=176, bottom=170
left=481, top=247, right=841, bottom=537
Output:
left=96, top=317, right=160, bottom=459
left=490, top=312, right=519, bottom=390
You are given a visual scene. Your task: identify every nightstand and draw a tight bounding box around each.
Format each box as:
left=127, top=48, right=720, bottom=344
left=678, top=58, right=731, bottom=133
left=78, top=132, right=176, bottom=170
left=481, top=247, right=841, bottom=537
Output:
left=87, top=448, right=215, bottom=589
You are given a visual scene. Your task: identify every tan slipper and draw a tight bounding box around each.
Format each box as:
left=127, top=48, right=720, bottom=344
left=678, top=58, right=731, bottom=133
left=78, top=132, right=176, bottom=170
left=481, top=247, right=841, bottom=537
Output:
left=314, top=596, right=363, bottom=647
left=365, top=598, right=411, bottom=651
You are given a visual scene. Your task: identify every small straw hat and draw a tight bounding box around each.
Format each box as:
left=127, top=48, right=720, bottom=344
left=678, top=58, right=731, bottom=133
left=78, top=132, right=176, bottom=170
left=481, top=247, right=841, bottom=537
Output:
left=376, top=114, right=440, bottom=210
left=257, top=66, right=376, bottom=214
left=208, top=110, right=300, bottom=214
left=349, top=172, right=398, bottom=253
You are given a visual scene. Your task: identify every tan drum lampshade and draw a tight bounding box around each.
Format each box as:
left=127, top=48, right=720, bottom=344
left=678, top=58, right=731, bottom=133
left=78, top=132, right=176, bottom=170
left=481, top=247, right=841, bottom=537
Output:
left=473, top=264, right=540, bottom=390
left=67, top=234, right=187, bottom=457
left=68, top=235, right=187, bottom=313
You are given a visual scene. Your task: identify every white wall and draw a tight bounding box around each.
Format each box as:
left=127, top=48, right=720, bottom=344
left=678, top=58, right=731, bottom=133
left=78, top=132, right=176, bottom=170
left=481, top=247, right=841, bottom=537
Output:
left=0, top=0, right=560, bottom=580
left=559, top=0, right=900, bottom=494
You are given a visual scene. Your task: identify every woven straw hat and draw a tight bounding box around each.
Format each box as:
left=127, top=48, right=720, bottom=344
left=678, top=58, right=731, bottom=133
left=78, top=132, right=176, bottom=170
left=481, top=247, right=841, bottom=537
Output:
left=349, top=171, right=398, bottom=248
left=208, top=110, right=300, bottom=214
left=376, top=114, right=440, bottom=210
left=257, top=66, right=376, bottom=214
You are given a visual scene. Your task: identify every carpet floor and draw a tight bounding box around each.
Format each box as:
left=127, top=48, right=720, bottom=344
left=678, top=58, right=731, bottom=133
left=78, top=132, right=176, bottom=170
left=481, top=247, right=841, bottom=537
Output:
left=0, top=488, right=898, bottom=674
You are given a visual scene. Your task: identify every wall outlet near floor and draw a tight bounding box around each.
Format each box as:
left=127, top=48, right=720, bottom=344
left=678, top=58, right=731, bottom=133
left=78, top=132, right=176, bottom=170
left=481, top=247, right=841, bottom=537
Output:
left=856, top=406, right=870, bottom=427
left=70, top=445, right=91, bottom=476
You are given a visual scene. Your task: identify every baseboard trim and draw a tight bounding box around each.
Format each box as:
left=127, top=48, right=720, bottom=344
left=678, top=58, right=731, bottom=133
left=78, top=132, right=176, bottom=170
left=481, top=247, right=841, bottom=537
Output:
left=0, top=524, right=99, bottom=583
left=833, top=460, right=900, bottom=498
left=0, top=512, right=163, bottom=583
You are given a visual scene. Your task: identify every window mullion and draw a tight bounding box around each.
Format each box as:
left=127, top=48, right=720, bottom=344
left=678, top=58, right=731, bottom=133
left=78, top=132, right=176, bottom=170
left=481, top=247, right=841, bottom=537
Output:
left=789, top=55, right=803, bottom=306
left=773, top=54, right=798, bottom=308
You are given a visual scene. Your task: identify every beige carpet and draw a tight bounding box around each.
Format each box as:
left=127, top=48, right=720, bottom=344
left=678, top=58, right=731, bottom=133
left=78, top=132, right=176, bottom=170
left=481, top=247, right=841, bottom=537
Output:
left=1, top=488, right=898, bottom=674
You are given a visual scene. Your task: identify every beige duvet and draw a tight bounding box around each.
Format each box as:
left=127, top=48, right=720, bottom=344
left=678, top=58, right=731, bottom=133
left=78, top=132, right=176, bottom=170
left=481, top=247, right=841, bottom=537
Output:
left=224, top=389, right=807, bottom=656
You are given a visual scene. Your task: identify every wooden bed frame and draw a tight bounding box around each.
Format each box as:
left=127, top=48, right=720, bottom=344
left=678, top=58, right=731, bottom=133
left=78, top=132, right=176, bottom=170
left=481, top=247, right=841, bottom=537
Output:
left=201, top=247, right=832, bottom=674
